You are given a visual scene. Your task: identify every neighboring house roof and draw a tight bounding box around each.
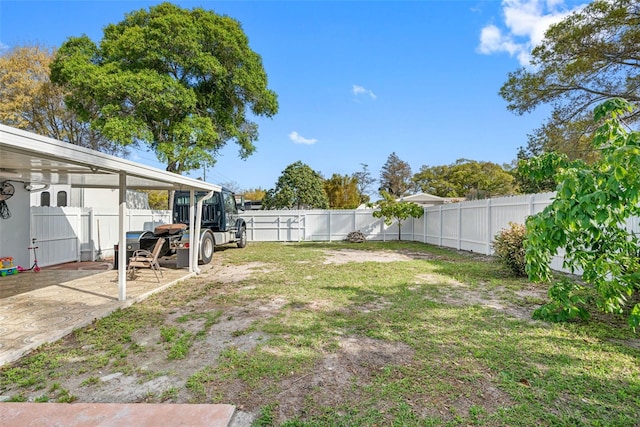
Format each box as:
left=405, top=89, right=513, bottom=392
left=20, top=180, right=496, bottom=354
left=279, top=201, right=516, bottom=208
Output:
left=399, top=193, right=466, bottom=205
left=400, top=193, right=447, bottom=204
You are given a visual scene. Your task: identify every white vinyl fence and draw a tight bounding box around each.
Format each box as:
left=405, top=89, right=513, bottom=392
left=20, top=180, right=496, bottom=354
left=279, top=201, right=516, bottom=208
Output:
left=31, top=192, right=640, bottom=271
left=31, top=207, right=171, bottom=267
left=241, top=193, right=558, bottom=248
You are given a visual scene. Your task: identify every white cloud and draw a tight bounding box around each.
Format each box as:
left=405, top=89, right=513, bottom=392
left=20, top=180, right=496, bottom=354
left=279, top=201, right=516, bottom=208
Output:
left=478, top=0, right=586, bottom=66
left=289, top=131, right=317, bottom=145
left=352, top=84, right=377, bottom=100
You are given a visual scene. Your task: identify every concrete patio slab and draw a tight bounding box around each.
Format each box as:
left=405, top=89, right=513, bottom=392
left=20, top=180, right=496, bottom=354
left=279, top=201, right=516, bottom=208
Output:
left=0, top=258, right=203, bottom=366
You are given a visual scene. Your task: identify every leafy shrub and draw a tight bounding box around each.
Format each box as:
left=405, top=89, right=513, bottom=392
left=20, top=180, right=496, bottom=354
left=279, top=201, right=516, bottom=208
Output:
left=493, top=222, right=527, bottom=276
left=525, top=99, right=640, bottom=329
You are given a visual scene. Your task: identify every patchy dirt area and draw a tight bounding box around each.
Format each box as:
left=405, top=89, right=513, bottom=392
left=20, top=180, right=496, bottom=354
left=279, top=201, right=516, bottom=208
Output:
left=2, top=248, right=547, bottom=425
left=321, top=248, right=416, bottom=265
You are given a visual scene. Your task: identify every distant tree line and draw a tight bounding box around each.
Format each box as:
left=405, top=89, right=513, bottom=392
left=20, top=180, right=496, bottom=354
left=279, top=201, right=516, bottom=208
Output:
left=256, top=152, right=519, bottom=210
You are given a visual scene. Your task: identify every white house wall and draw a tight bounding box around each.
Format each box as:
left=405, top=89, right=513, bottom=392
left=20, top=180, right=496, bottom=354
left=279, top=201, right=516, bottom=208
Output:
left=0, top=183, right=30, bottom=268
left=30, top=186, right=149, bottom=209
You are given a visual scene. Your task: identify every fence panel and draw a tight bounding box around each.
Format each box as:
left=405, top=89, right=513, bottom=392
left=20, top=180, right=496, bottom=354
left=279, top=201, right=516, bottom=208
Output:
left=459, top=200, right=488, bottom=254
left=93, top=210, right=171, bottom=258
left=356, top=210, right=385, bottom=240
left=440, top=204, right=461, bottom=249
left=31, top=207, right=171, bottom=265
left=31, top=207, right=85, bottom=267
left=425, top=208, right=442, bottom=246
left=422, top=192, right=557, bottom=255
left=244, top=211, right=304, bottom=242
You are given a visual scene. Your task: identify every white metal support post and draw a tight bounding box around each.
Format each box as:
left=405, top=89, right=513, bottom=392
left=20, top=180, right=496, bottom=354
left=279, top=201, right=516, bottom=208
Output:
left=192, top=190, right=213, bottom=274
left=89, top=208, right=95, bottom=261
left=188, top=190, right=195, bottom=273
left=117, top=172, right=127, bottom=301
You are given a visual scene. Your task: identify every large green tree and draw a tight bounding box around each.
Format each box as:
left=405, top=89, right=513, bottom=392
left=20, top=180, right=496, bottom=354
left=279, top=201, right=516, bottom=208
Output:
left=379, top=152, right=413, bottom=197
left=0, top=44, right=123, bottom=155
left=525, top=98, right=640, bottom=329
left=514, top=151, right=579, bottom=194
left=324, top=174, right=360, bottom=209
left=500, top=0, right=640, bottom=162
left=50, top=2, right=278, bottom=175
left=413, top=159, right=516, bottom=198
left=262, top=161, right=329, bottom=210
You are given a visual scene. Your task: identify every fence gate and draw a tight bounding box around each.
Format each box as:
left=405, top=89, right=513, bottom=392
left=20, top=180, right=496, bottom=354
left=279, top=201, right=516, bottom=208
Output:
left=30, top=206, right=86, bottom=267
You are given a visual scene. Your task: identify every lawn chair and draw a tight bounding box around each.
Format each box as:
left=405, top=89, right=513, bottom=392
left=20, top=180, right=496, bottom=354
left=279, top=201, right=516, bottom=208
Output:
left=127, top=237, right=165, bottom=282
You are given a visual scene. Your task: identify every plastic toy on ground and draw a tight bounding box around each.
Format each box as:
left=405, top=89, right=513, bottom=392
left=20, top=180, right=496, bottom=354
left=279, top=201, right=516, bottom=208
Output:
left=0, top=266, right=18, bottom=276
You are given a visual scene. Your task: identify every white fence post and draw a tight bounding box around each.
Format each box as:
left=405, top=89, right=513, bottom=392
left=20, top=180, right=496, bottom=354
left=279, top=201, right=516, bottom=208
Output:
left=423, top=208, right=427, bottom=243
left=457, top=203, right=462, bottom=250
left=439, top=205, right=443, bottom=247
left=486, top=198, right=492, bottom=255
left=529, top=195, right=534, bottom=216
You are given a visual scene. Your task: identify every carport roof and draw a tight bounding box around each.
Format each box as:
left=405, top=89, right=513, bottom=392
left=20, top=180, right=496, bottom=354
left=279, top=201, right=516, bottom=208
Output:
left=0, top=125, right=221, bottom=192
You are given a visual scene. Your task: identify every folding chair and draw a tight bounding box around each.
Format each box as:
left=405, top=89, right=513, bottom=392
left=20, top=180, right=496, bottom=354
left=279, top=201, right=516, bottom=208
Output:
left=127, top=237, right=165, bottom=282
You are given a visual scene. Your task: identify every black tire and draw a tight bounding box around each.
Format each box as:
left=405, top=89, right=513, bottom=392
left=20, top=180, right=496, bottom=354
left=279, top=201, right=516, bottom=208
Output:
left=199, top=232, right=215, bottom=265
left=237, top=226, right=247, bottom=248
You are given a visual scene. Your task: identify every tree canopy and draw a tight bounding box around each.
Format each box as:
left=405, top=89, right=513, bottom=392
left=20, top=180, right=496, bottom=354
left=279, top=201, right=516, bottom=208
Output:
left=324, top=174, right=360, bottom=209
left=242, top=188, right=267, bottom=202
left=413, top=159, right=516, bottom=198
left=379, top=152, right=413, bottom=197
left=514, top=151, right=580, bottom=194
left=525, top=98, right=640, bottom=329
left=352, top=163, right=376, bottom=205
left=262, top=161, right=329, bottom=210
left=50, top=2, right=278, bottom=174
left=0, top=44, right=123, bottom=154
left=500, top=0, right=640, bottom=162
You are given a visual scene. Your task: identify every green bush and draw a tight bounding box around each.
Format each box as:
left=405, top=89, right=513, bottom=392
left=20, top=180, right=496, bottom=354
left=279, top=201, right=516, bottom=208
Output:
left=493, top=222, right=527, bottom=276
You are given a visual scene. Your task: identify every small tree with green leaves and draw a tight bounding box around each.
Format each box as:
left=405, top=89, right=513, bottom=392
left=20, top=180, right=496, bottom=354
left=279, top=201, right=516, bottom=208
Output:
left=372, top=191, right=424, bottom=241
left=525, top=98, right=640, bottom=330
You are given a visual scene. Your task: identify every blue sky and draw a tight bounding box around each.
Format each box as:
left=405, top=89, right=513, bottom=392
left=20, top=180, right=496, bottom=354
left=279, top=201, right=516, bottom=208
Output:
left=0, top=0, right=588, bottom=193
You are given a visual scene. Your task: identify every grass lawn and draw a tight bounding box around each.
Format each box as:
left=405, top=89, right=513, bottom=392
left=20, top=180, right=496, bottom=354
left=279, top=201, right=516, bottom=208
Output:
left=1, top=241, right=639, bottom=426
